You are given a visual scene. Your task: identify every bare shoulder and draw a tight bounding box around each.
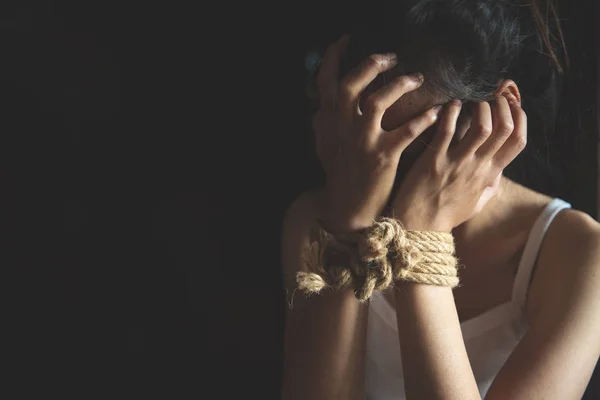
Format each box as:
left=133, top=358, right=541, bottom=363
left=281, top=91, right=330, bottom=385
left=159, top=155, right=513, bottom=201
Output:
left=541, top=207, right=600, bottom=266
left=528, top=206, right=600, bottom=318
left=282, top=189, right=323, bottom=231
left=281, top=188, right=324, bottom=287
left=539, top=207, right=600, bottom=271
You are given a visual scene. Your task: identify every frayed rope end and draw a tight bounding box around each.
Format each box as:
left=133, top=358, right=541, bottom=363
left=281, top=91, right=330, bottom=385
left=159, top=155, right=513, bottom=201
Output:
left=297, top=271, right=328, bottom=294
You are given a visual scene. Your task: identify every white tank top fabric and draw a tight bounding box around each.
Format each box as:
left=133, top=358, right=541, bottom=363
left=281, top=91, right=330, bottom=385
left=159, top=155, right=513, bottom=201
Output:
left=365, top=198, right=572, bottom=400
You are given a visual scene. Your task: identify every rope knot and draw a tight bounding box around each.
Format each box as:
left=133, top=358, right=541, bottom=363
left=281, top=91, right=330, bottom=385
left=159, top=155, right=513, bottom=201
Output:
left=297, top=218, right=459, bottom=302
left=357, top=219, right=397, bottom=263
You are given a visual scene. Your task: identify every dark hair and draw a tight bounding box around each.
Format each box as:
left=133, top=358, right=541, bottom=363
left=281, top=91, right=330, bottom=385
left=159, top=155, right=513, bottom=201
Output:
left=336, top=0, right=567, bottom=101
left=308, top=0, right=567, bottom=100
left=304, top=0, right=569, bottom=195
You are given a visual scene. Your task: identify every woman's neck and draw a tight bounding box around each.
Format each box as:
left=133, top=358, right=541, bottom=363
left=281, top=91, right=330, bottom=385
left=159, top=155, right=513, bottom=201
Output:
left=452, top=177, right=518, bottom=242
left=452, top=177, right=552, bottom=246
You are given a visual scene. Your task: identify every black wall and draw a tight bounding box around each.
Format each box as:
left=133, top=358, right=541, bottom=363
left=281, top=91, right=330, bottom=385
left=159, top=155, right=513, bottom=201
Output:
left=4, top=0, right=597, bottom=398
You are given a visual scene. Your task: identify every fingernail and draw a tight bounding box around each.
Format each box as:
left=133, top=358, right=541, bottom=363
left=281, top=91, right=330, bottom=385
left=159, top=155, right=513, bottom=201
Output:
left=451, top=99, right=462, bottom=106
left=383, top=53, right=398, bottom=65
left=432, top=105, right=443, bottom=114
left=409, top=72, right=424, bottom=82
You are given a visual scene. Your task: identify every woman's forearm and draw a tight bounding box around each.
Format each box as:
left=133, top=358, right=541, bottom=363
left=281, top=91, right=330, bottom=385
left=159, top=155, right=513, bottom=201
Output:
left=282, top=288, right=369, bottom=400
left=394, top=284, right=481, bottom=400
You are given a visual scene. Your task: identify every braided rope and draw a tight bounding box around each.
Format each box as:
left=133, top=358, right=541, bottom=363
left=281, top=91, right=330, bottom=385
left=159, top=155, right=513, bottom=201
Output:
left=297, top=218, right=459, bottom=302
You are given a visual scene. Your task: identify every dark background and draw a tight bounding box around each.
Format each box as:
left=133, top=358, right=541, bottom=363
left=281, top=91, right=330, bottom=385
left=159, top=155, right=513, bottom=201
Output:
left=3, top=0, right=598, bottom=398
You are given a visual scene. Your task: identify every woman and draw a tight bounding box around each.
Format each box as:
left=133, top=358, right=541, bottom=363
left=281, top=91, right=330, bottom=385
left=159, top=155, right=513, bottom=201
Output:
left=281, top=0, right=600, bottom=399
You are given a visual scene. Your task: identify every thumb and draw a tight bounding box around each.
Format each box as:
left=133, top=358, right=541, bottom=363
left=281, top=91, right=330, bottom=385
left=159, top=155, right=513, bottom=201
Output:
left=474, top=172, right=502, bottom=213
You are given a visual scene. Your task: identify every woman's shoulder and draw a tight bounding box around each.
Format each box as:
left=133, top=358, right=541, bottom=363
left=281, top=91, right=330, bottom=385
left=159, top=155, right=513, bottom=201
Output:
left=524, top=191, right=600, bottom=318
left=537, top=205, right=600, bottom=269
left=505, top=179, right=599, bottom=242
left=492, top=180, right=600, bottom=319
left=282, top=188, right=325, bottom=240
left=503, top=179, right=599, bottom=271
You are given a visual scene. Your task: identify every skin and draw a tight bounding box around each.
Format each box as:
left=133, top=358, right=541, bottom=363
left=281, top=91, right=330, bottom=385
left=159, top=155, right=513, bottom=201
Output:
left=282, top=35, right=600, bottom=399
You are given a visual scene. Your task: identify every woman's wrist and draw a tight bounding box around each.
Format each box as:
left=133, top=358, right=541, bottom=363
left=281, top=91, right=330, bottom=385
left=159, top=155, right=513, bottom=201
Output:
left=401, top=218, right=452, bottom=232
left=298, top=217, right=459, bottom=302
left=394, top=209, right=453, bottom=232
left=324, top=212, right=452, bottom=233
left=322, top=217, right=373, bottom=234
left=322, top=203, right=376, bottom=234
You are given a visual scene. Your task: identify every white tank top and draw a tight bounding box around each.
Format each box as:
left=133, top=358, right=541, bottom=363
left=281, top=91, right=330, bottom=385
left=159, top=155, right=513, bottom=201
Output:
left=365, top=198, right=572, bottom=399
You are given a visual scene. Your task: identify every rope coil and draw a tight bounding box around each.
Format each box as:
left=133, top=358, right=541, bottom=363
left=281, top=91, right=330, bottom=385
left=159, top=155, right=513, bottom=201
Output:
left=297, top=217, right=459, bottom=302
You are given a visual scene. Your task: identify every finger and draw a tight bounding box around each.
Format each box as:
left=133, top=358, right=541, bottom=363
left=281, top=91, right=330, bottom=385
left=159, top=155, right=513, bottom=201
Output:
left=361, top=73, right=424, bottom=123
left=316, top=34, right=351, bottom=110
left=475, top=96, right=514, bottom=158
left=493, top=102, right=527, bottom=168
left=384, top=105, right=442, bottom=155
left=455, top=102, right=492, bottom=155
left=337, top=53, right=399, bottom=114
left=428, top=99, right=462, bottom=154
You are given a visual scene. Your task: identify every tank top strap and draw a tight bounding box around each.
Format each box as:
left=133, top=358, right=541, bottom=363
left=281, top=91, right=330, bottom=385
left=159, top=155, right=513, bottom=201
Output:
left=511, top=198, right=572, bottom=310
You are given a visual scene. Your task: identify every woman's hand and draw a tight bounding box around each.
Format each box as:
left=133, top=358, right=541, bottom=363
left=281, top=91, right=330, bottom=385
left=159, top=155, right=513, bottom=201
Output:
left=313, top=34, right=443, bottom=233
left=391, top=96, right=527, bottom=232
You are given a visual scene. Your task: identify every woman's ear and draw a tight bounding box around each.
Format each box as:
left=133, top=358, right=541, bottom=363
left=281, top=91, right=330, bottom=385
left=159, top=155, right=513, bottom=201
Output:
left=495, top=79, right=521, bottom=106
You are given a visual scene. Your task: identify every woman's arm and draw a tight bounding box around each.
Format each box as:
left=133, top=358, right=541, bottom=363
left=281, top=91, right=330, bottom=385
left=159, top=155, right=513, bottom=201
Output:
left=389, top=95, right=527, bottom=399
left=281, top=192, right=369, bottom=400
left=394, top=284, right=480, bottom=400
left=281, top=33, right=442, bottom=399
left=484, top=210, right=600, bottom=400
